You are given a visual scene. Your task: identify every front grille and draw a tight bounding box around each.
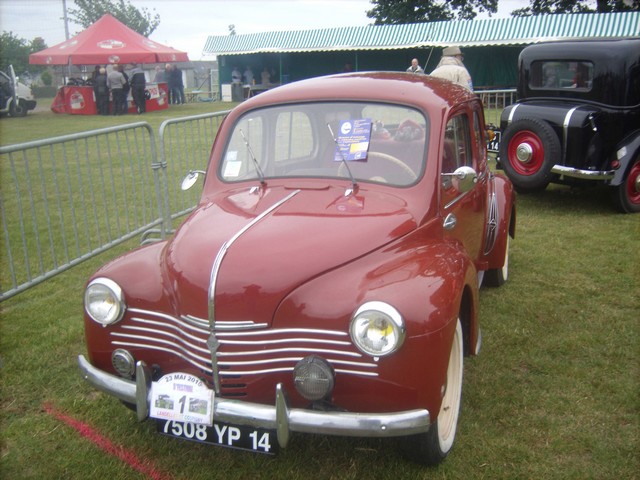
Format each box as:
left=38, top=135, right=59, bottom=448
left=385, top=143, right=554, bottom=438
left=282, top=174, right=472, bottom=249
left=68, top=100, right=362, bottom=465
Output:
left=110, top=308, right=212, bottom=375
left=110, top=310, right=379, bottom=397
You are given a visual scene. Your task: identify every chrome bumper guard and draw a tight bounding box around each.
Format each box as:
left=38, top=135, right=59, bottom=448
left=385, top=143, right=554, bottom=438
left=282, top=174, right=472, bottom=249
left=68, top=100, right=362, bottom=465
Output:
left=78, top=355, right=430, bottom=447
left=551, top=165, right=615, bottom=181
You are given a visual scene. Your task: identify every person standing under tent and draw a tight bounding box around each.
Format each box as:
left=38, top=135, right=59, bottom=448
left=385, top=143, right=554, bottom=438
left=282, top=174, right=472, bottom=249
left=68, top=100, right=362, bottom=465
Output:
left=129, top=63, right=147, bottom=114
left=107, top=65, right=126, bottom=115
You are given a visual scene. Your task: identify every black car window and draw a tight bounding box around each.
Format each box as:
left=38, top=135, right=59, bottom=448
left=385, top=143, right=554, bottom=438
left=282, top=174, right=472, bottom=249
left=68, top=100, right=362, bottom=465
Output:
left=530, top=60, right=594, bottom=91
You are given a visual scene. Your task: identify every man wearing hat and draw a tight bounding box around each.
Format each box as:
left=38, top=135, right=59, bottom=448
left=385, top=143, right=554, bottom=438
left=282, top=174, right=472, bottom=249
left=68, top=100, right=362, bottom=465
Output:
left=430, top=46, right=473, bottom=91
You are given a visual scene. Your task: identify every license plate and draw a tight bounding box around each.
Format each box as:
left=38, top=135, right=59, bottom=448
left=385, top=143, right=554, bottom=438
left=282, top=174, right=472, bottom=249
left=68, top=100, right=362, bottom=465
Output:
left=487, top=130, right=501, bottom=153
left=157, top=419, right=278, bottom=455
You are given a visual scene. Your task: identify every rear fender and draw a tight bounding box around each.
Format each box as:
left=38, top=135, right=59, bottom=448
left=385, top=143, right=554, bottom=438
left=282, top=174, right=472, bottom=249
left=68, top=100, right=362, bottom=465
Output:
left=485, top=173, right=515, bottom=270
left=610, top=131, right=640, bottom=186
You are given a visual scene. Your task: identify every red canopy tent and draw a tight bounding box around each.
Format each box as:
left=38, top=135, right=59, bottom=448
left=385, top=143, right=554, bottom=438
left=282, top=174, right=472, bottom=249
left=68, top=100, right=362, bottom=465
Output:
left=29, top=14, right=189, bottom=65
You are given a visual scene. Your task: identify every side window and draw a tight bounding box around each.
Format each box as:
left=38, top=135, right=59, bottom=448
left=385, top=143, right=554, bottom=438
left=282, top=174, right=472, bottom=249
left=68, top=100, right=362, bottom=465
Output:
left=530, top=60, right=594, bottom=90
left=442, top=114, right=471, bottom=174
left=274, top=111, right=314, bottom=163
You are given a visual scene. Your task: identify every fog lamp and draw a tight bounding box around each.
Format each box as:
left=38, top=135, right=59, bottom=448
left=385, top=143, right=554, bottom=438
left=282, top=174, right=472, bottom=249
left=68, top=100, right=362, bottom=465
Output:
left=112, top=349, right=135, bottom=378
left=350, top=301, right=405, bottom=357
left=293, top=356, right=335, bottom=401
left=85, top=277, right=125, bottom=326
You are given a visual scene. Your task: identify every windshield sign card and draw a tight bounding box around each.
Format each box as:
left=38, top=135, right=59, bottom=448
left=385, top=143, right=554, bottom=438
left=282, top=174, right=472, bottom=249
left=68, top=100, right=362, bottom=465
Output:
left=150, top=372, right=214, bottom=426
left=334, top=118, right=372, bottom=162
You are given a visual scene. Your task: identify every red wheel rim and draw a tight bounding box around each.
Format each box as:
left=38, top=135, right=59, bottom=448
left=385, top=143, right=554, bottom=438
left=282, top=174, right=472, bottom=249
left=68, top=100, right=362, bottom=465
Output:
left=507, top=130, right=545, bottom=176
left=625, top=161, right=640, bottom=205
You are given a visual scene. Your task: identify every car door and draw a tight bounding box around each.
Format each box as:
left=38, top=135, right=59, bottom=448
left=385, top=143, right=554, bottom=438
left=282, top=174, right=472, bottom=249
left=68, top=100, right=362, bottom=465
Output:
left=440, top=108, right=487, bottom=262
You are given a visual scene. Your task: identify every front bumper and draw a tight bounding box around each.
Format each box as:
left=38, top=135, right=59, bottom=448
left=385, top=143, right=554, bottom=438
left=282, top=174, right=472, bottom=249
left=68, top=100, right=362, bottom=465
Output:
left=78, top=355, right=430, bottom=447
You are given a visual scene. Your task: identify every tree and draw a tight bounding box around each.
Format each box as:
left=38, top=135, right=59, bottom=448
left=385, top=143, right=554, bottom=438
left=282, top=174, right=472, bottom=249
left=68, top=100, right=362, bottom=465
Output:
left=68, top=0, right=160, bottom=36
left=511, top=0, right=639, bottom=16
left=366, top=0, right=498, bottom=24
left=0, top=32, right=48, bottom=74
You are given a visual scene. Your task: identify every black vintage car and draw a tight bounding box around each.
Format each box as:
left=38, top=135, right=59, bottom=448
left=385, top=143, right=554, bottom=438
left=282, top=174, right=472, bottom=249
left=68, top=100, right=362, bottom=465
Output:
left=498, top=38, right=640, bottom=212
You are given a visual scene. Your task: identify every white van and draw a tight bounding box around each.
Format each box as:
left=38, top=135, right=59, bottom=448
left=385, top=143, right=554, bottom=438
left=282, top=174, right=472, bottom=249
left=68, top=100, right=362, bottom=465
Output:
left=0, top=65, right=37, bottom=117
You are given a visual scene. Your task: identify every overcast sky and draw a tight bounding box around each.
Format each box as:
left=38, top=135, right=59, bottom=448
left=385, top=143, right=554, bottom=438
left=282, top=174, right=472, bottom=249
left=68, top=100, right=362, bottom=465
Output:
left=0, top=0, right=528, bottom=60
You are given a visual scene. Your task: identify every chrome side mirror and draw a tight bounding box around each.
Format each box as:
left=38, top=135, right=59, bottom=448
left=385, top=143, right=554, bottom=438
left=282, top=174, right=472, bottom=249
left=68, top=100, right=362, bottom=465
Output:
left=181, top=170, right=206, bottom=191
left=442, top=166, right=477, bottom=193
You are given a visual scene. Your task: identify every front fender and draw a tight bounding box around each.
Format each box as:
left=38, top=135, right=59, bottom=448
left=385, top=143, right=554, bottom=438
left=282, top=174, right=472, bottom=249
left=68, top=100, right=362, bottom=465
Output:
left=275, top=227, right=479, bottom=414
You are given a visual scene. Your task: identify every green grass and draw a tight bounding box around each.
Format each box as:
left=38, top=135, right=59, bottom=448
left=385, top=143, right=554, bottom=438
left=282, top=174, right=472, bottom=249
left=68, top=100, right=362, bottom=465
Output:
left=1, top=100, right=639, bottom=479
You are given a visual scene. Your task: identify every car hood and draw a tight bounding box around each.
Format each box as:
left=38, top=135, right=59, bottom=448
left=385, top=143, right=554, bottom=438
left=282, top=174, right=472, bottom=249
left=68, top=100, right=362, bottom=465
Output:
left=165, top=184, right=417, bottom=325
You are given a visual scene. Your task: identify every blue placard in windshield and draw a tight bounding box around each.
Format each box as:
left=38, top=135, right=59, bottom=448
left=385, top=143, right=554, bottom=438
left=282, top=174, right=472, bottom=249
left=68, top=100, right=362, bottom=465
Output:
left=334, top=119, right=372, bottom=162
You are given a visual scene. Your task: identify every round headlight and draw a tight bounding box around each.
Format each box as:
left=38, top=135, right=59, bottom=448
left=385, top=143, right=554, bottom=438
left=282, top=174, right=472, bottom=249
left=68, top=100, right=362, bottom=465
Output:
left=84, top=277, right=125, bottom=326
left=350, top=301, right=405, bottom=357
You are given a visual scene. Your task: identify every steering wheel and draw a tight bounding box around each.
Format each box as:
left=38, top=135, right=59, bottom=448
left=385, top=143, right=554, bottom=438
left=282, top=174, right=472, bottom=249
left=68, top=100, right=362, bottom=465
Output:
left=337, top=151, right=418, bottom=182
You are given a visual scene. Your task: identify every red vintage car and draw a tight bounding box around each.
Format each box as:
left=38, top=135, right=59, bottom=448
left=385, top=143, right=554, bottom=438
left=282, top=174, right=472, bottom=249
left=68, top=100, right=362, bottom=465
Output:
left=79, top=72, right=515, bottom=465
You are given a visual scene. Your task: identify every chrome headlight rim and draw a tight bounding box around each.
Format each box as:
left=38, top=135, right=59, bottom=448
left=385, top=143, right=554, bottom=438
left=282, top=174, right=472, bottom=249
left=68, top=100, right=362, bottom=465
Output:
left=349, top=301, right=405, bottom=357
left=84, top=277, right=125, bottom=326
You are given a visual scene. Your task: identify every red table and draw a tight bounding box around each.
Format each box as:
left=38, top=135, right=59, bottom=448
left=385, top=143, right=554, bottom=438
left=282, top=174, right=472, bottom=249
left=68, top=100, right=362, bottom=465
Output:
left=51, top=83, right=169, bottom=115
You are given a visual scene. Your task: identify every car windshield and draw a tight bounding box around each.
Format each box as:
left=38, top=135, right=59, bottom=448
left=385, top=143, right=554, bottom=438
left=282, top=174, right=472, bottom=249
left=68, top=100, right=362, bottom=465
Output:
left=219, top=102, right=428, bottom=187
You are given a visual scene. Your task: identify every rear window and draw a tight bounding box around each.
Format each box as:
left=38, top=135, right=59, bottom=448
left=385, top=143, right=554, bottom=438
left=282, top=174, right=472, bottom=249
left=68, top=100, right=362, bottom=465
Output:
left=529, top=60, right=594, bottom=91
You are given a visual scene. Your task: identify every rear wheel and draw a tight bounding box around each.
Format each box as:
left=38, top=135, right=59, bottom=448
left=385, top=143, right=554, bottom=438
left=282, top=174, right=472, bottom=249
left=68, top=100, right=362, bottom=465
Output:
left=402, top=319, right=463, bottom=465
left=612, top=157, right=640, bottom=213
left=499, top=118, right=560, bottom=192
left=9, top=99, right=27, bottom=117
left=484, top=233, right=510, bottom=287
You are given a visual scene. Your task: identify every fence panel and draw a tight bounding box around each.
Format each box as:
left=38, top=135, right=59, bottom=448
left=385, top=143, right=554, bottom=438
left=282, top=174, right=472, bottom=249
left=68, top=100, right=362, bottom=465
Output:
left=0, top=123, right=161, bottom=301
left=478, top=88, right=517, bottom=127
left=153, top=111, right=229, bottom=237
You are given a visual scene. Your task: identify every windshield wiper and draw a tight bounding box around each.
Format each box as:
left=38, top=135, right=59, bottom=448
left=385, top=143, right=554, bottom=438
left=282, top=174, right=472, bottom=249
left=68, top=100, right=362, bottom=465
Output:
left=327, top=123, right=358, bottom=195
left=239, top=129, right=265, bottom=185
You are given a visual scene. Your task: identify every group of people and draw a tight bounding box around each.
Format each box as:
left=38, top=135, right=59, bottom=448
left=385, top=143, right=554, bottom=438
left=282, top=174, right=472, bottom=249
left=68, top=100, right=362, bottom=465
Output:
left=154, top=63, right=185, bottom=104
left=91, top=63, right=147, bottom=115
left=406, top=46, right=474, bottom=92
left=231, top=66, right=275, bottom=86
left=91, top=62, right=187, bottom=115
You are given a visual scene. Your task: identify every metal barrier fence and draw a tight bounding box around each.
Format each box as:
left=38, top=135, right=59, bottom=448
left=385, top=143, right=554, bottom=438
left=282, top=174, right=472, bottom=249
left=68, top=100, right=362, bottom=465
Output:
left=149, top=111, right=229, bottom=241
left=1, top=123, right=161, bottom=301
left=0, top=112, right=228, bottom=302
left=477, top=88, right=517, bottom=127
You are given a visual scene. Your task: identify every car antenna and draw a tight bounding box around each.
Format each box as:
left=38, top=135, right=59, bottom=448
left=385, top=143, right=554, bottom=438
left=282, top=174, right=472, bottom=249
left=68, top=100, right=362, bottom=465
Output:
left=326, top=123, right=358, bottom=195
left=239, top=129, right=265, bottom=185
left=424, top=46, right=435, bottom=72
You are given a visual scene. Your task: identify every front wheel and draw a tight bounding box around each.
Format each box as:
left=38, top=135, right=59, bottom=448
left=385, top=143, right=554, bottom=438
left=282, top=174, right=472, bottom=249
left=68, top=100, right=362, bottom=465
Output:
left=499, top=118, right=560, bottom=193
left=612, top=157, right=640, bottom=213
left=402, top=319, right=463, bottom=466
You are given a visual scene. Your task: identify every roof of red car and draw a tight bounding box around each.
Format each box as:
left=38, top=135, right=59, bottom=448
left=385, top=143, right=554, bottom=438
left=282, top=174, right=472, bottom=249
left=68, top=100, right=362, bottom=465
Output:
left=239, top=71, right=476, bottom=112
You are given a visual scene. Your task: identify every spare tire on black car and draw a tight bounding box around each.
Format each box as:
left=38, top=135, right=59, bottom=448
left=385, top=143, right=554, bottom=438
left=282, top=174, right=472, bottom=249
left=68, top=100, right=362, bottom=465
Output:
left=499, top=118, right=560, bottom=193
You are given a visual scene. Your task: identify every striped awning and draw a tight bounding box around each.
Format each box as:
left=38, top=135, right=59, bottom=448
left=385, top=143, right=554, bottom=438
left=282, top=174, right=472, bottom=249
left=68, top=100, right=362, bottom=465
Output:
left=203, top=11, right=640, bottom=55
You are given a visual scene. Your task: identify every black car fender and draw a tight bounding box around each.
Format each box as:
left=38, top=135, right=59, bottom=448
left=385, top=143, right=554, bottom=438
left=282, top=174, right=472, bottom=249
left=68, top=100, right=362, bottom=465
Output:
left=610, top=130, right=640, bottom=186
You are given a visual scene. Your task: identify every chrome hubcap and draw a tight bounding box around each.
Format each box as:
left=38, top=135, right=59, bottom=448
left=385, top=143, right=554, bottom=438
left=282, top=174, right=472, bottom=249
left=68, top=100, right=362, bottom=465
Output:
left=515, top=143, right=533, bottom=163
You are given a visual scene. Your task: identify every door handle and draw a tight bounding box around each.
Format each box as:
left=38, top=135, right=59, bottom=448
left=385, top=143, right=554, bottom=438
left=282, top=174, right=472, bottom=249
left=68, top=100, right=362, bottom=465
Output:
left=443, top=213, right=457, bottom=230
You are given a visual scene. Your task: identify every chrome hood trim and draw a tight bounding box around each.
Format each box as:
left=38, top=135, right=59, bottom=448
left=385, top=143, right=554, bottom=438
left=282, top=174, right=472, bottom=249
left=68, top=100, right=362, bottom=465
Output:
left=207, top=189, right=300, bottom=392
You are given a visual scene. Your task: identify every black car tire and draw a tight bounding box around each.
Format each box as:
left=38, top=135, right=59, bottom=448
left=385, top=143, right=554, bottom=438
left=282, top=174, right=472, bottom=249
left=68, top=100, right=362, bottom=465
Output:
left=612, top=156, right=640, bottom=213
left=499, top=118, right=560, bottom=192
left=9, top=99, right=27, bottom=118
left=402, top=319, right=463, bottom=466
